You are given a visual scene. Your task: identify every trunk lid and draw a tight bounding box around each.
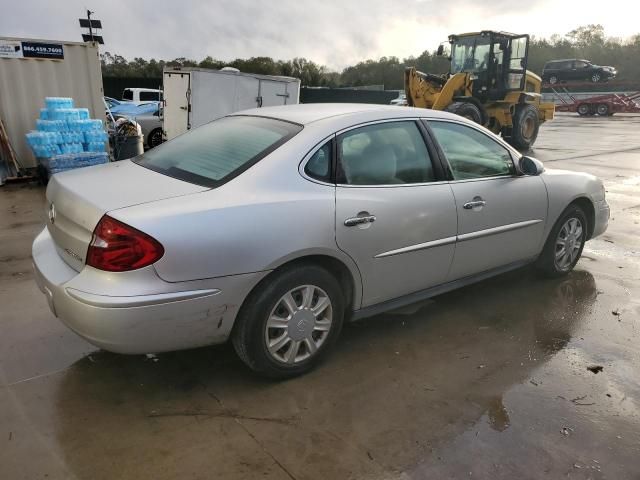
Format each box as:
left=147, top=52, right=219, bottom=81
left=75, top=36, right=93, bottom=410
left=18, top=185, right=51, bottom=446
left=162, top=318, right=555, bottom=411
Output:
left=45, top=160, right=207, bottom=271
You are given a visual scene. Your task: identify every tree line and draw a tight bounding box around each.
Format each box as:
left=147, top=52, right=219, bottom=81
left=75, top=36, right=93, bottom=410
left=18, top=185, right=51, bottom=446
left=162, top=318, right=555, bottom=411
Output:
left=101, top=25, right=640, bottom=89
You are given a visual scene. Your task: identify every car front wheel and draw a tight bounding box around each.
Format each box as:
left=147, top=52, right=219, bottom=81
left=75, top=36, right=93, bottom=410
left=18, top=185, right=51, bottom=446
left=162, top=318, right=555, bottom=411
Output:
left=591, top=72, right=602, bottom=83
left=537, top=204, right=588, bottom=277
left=232, top=265, right=344, bottom=378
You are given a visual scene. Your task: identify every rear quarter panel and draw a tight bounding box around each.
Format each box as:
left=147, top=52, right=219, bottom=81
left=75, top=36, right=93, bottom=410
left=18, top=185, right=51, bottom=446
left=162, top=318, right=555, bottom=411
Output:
left=110, top=127, right=363, bottom=303
left=540, top=169, right=604, bottom=239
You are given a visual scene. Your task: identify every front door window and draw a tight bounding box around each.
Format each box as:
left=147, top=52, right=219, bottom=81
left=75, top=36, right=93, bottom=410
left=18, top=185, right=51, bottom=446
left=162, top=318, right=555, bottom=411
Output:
left=428, top=121, right=515, bottom=179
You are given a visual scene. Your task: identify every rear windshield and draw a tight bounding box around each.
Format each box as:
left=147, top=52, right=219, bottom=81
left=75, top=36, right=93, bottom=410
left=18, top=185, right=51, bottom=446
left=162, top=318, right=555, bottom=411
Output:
left=140, top=91, right=163, bottom=101
left=135, top=116, right=302, bottom=187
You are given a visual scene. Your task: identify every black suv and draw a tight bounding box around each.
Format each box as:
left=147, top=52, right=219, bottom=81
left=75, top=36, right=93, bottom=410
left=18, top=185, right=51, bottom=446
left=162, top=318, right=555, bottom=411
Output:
left=542, top=59, right=617, bottom=84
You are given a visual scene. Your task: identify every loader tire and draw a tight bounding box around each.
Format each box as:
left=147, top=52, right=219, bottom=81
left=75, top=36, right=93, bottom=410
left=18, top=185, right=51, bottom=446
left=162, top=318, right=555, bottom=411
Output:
left=445, top=102, right=482, bottom=124
left=509, top=104, right=540, bottom=150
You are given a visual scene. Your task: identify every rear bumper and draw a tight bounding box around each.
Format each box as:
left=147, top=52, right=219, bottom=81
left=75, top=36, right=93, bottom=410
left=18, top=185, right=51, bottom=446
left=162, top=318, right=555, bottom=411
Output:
left=32, top=227, right=267, bottom=354
left=591, top=199, right=610, bottom=239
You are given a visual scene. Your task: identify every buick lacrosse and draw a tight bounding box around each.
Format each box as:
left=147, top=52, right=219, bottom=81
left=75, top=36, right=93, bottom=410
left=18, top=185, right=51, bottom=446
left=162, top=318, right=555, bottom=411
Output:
left=33, top=104, right=609, bottom=377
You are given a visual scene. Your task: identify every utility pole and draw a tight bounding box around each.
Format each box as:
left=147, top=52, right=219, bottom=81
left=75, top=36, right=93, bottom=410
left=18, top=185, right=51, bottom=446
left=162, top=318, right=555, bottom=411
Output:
left=79, top=10, right=104, bottom=44
left=87, top=10, right=94, bottom=42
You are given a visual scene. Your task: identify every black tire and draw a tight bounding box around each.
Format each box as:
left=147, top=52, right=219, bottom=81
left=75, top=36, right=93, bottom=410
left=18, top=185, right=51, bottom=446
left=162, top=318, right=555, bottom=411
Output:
left=232, top=264, right=345, bottom=379
left=595, top=103, right=609, bottom=116
left=591, top=72, right=602, bottom=83
left=549, top=75, right=558, bottom=85
left=509, top=104, right=540, bottom=150
left=577, top=103, right=591, bottom=116
left=445, top=101, right=483, bottom=124
left=147, top=128, right=163, bottom=149
left=536, top=204, right=588, bottom=278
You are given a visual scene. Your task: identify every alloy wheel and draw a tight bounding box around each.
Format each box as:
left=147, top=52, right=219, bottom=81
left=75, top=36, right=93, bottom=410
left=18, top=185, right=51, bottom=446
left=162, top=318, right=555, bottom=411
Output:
left=264, top=285, right=333, bottom=364
left=149, top=130, right=163, bottom=148
left=554, top=217, right=584, bottom=271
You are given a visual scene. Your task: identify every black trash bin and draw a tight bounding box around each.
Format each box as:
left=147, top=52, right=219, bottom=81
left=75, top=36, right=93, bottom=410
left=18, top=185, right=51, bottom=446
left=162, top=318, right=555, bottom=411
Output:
left=113, top=134, right=144, bottom=161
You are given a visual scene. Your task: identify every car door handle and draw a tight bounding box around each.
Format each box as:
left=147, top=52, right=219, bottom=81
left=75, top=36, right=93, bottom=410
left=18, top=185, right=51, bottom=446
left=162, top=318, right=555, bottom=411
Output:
left=344, top=215, right=376, bottom=226
left=463, top=200, right=486, bottom=209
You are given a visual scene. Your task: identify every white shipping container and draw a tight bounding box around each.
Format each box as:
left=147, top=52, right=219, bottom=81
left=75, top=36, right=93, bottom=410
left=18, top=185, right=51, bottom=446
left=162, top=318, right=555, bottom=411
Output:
left=0, top=37, right=104, bottom=169
left=163, top=67, right=300, bottom=140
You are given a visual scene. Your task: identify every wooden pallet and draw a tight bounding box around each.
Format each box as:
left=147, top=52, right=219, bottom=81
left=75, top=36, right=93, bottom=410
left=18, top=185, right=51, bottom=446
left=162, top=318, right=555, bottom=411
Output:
left=0, top=115, right=35, bottom=183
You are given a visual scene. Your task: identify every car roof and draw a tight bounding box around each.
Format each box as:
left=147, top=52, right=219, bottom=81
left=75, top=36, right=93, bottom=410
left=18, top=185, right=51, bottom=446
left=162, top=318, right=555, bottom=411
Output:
left=545, top=58, right=590, bottom=64
left=123, top=88, right=163, bottom=92
left=231, top=103, right=458, bottom=126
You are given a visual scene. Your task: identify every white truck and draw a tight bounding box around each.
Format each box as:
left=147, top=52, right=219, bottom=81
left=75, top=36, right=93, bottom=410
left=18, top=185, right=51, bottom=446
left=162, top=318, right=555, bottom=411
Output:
left=121, top=87, right=163, bottom=104
left=162, top=67, right=301, bottom=140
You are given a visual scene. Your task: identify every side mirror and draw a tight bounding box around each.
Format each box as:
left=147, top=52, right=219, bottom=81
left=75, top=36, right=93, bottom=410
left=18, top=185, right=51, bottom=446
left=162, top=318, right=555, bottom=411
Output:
left=436, top=45, right=444, bottom=56
left=519, top=156, right=544, bottom=176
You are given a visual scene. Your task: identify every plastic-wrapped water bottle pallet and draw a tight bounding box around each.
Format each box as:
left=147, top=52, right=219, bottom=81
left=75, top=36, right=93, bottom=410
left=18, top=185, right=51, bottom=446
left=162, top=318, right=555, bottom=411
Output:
left=38, top=152, right=109, bottom=175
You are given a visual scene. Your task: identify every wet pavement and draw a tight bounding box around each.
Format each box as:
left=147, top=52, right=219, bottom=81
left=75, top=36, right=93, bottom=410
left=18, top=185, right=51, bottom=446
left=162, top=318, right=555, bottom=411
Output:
left=1, top=113, right=639, bottom=479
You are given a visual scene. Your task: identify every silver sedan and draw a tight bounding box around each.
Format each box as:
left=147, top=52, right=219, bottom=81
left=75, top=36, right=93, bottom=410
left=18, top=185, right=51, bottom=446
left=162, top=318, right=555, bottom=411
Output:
left=32, top=104, right=609, bottom=377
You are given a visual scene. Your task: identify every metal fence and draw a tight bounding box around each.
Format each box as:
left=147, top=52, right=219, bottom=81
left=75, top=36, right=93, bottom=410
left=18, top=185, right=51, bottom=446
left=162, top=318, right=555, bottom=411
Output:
left=103, top=77, right=163, bottom=99
left=300, top=88, right=398, bottom=104
left=103, top=77, right=400, bottom=105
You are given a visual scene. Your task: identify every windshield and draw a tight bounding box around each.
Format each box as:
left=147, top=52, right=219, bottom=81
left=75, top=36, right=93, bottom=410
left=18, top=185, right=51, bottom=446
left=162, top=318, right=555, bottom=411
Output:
left=135, top=116, right=302, bottom=187
left=451, top=36, right=491, bottom=73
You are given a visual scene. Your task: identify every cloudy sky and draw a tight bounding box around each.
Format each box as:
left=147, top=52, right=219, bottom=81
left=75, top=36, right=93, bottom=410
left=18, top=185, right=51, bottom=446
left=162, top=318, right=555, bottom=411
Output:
left=1, top=0, right=637, bottom=70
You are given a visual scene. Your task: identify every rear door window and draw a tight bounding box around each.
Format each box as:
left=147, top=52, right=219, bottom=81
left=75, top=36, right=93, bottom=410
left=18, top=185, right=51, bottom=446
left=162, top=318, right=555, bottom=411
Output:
left=337, top=121, right=436, bottom=185
left=122, top=89, right=133, bottom=100
left=136, top=116, right=302, bottom=187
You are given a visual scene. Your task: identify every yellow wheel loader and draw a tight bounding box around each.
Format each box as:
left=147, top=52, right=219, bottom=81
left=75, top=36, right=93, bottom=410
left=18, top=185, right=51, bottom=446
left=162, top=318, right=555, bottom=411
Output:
left=405, top=31, right=555, bottom=149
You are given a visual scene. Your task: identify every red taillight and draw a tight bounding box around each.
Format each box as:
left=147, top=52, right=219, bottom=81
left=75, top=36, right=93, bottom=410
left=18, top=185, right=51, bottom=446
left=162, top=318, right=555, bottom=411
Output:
left=86, top=215, right=164, bottom=272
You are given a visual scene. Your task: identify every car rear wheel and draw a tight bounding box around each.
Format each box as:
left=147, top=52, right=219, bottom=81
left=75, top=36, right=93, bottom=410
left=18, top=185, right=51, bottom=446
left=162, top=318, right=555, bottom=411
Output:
left=232, top=265, right=344, bottom=378
left=548, top=75, right=558, bottom=85
left=536, top=204, right=587, bottom=277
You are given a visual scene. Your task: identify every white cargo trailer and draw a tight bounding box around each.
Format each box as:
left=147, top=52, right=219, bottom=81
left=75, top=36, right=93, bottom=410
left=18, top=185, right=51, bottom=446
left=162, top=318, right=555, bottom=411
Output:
left=162, top=67, right=300, bottom=140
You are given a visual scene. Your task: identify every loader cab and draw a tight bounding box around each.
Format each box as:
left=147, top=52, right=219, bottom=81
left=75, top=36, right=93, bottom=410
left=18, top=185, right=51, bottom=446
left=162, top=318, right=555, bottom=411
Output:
left=448, top=31, right=529, bottom=101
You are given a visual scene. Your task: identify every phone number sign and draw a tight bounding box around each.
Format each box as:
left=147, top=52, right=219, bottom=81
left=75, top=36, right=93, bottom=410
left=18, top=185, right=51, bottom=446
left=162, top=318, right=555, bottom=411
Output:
left=21, top=42, right=64, bottom=59
left=0, top=40, right=64, bottom=60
